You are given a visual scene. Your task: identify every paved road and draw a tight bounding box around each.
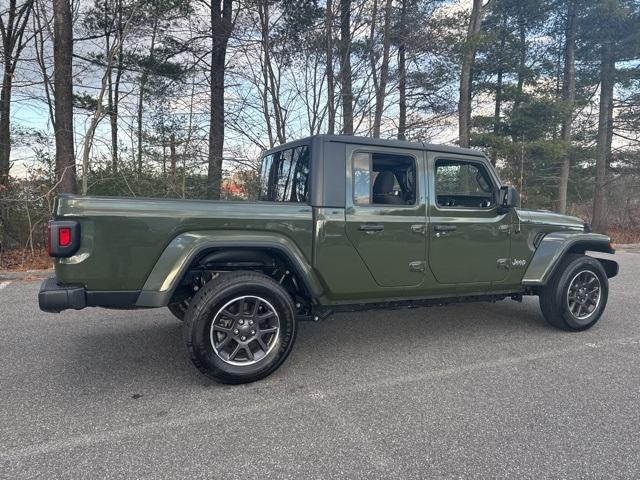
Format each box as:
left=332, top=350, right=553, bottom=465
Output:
left=1, top=253, right=639, bottom=479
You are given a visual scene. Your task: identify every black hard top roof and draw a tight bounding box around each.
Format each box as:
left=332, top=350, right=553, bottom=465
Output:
left=262, top=134, right=485, bottom=157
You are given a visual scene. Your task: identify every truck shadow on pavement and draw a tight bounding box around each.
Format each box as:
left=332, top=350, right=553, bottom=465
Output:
left=62, top=299, right=551, bottom=390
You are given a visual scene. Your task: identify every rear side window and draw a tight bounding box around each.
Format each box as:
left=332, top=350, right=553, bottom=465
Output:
left=259, top=145, right=310, bottom=203
left=352, top=152, right=417, bottom=206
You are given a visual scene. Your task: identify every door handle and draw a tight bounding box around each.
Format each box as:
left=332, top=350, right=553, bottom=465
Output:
left=359, top=223, right=384, bottom=232
left=411, top=224, right=426, bottom=234
left=434, top=225, right=457, bottom=232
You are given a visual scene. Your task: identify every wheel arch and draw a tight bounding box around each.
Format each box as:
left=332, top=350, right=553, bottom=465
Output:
left=522, top=232, right=617, bottom=287
left=136, top=231, right=323, bottom=307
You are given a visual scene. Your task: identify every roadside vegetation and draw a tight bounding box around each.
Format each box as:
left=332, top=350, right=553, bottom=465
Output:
left=1, top=0, right=639, bottom=266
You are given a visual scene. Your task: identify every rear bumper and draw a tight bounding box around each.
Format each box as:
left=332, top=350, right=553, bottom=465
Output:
left=39, top=278, right=86, bottom=313
left=38, top=277, right=141, bottom=313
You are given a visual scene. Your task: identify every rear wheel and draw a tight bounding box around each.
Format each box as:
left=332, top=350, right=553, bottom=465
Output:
left=183, top=271, right=297, bottom=384
left=539, top=254, right=608, bottom=331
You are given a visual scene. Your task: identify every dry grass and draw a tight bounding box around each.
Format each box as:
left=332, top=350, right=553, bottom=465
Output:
left=608, top=229, right=640, bottom=245
left=0, top=248, right=52, bottom=271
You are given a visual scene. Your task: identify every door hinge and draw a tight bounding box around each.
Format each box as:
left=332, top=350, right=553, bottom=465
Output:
left=498, top=224, right=511, bottom=234
left=409, top=261, right=426, bottom=272
left=497, top=258, right=510, bottom=269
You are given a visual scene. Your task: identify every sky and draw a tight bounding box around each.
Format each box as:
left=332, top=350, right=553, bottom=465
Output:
left=7, top=0, right=474, bottom=182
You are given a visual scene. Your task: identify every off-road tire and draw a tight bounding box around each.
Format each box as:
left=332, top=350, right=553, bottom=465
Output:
left=183, top=271, right=297, bottom=384
left=168, top=301, right=188, bottom=321
left=539, top=254, right=608, bottom=331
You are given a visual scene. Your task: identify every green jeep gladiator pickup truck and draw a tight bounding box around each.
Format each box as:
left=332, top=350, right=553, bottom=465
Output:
left=39, top=135, right=618, bottom=384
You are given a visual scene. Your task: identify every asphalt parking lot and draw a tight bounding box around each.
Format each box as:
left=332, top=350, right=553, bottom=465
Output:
left=1, top=252, right=638, bottom=479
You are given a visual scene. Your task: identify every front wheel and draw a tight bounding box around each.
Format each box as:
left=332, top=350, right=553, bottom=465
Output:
left=183, top=271, right=297, bottom=384
left=168, top=300, right=188, bottom=321
left=539, top=254, right=609, bottom=331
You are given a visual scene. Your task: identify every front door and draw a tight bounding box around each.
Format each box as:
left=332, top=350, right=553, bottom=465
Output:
left=344, top=144, right=427, bottom=287
left=427, top=153, right=511, bottom=285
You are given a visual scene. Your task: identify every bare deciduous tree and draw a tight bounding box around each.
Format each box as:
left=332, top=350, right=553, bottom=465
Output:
left=458, top=0, right=489, bottom=148
left=556, top=0, right=576, bottom=214
left=0, top=0, right=35, bottom=187
left=339, top=0, right=353, bottom=135
left=397, top=0, right=407, bottom=140
left=207, top=0, right=233, bottom=199
left=372, top=0, right=393, bottom=138
left=592, top=45, right=615, bottom=232
left=53, top=0, right=76, bottom=193
left=325, top=0, right=335, bottom=135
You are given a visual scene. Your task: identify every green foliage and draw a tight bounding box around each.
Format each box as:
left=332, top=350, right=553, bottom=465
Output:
left=275, top=0, right=323, bottom=43
left=73, top=93, right=100, bottom=111
left=467, top=0, right=640, bottom=215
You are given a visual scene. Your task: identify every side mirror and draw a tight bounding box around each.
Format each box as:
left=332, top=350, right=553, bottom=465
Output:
left=498, top=186, right=519, bottom=214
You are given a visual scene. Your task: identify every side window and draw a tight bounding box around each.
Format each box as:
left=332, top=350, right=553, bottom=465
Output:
left=352, top=152, right=417, bottom=206
left=353, top=152, right=371, bottom=205
left=274, top=148, right=294, bottom=201
left=290, top=146, right=310, bottom=203
left=435, top=160, right=495, bottom=208
left=259, top=146, right=310, bottom=203
left=259, top=153, right=274, bottom=200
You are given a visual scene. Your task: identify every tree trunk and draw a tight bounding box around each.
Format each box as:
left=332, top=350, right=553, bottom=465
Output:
left=372, top=0, right=393, bottom=138
left=105, top=13, right=117, bottom=174
left=0, top=0, right=35, bottom=188
left=260, top=1, right=285, bottom=144
left=107, top=70, right=117, bottom=172
left=108, top=0, right=124, bottom=174
left=161, top=126, right=166, bottom=180
left=397, top=0, right=407, bottom=140
left=556, top=0, right=576, bottom=214
left=33, top=0, right=56, bottom=129
left=136, top=80, right=144, bottom=173
left=80, top=25, right=126, bottom=196
left=207, top=0, right=233, bottom=199
left=592, top=46, right=615, bottom=233
left=493, top=12, right=506, bottom=140
left=136, top=19, right=157, bottom=174
left=458, top=0, right=484, bottom=148
left=0, top=65, right=12, bottom=188
left=493, top=67, right=503, bottom=123
left=170, top=132, right=177, bottom=177
left=260, top=48, right=274, bottom=147
left=606, top=87, right=614, bottom=167
left=339, top=0, right=353, bottom=135
left=53, top=0, right=77, bottom=193
left=325, top=0, right=335, bottom=135
left=513, top=18, right=527, bottom=111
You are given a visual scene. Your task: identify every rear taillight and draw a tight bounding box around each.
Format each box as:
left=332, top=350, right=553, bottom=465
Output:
left=59, top=227, right=71, bottom=247
left=47, top=220, right=80, bottom=257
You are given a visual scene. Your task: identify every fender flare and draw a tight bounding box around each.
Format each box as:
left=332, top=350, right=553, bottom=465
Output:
left=522, top=232, right=617, bottom=286
left=135, top=230, right=323, bottom=307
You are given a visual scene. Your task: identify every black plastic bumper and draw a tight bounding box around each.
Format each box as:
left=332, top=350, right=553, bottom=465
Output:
left=39, top=277, right=142, bottom=312
left=39, top=277, right=86, bottom=313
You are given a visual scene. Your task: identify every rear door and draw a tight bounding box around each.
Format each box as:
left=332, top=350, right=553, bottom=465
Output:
left=427, top=153, right=511, bottom=285
left=344, top=144, right=427, bottom=287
